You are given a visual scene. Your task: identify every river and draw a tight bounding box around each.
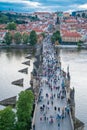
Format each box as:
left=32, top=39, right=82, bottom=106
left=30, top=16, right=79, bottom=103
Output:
left=0, top=48, right=87, bottom=129
left=0, top=48, right=34, bottom=109
left=60, top=48, right=87, bottom=130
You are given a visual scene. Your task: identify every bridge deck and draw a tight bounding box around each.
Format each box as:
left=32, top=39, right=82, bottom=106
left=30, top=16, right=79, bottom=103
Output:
left=34, top=36, right=73, bottom=130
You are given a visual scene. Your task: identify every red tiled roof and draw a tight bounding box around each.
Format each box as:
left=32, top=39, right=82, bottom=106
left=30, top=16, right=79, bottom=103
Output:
left=0, top=30, right=7, bottom=33
left=63, top=32, right=82, bottom=37
left=33, top=28, right=43, bottom=33
left=64, top=12, right=70, bottom=14
left=0, top=24, right=6, bottom=28
left=65, top=19, right=77, bottom=23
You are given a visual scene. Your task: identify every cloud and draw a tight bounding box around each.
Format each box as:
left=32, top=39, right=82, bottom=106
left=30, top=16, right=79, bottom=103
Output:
left=0, top=0, right=62, bottom=11
left=36, top=5, right=62, bottom=12
left=78, top=3, right=87, bottom=9
left=65, top=9, right=75, bottom=14
left=0, top=0, right=87, bottom=12
left=0, top=0, right=42, bottom=8
left=68, top=3, right=87, bottom=11
left=0, top=0, right=22, bottom=2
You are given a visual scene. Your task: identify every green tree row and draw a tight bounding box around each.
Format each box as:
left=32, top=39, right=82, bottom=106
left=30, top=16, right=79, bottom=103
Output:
left=4, top=30, right=37, bottom=46
left=0, top=90, right=34, bottom=130
left=77, top=12, right=87, bottom=18
left=0, top=12, right=39, bottom=24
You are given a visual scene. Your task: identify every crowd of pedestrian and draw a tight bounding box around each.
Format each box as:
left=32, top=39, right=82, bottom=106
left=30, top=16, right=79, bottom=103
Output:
left=36, top=35, right=70, bottom=129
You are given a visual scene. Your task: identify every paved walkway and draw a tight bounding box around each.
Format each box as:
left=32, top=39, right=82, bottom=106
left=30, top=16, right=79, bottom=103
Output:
left=34, top=36, right=73, bottom=130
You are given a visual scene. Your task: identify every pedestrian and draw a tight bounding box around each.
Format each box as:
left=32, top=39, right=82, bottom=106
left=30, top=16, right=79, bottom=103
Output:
left=51, top=100, right=53, bottom=106
left=54, top=94, right=55, bottom=98
left=54, top=106, right=57, bottom=111
left=67, top=105, right=70, bottom=114
left=43, top=104, right=45, bottom=108
left=47, top=100, right=49, bottom=105
left=40, top=117, right=42, bottom=121
left=58, top=122, right=60, bottom=130
left=44, top=116, right=46, bottom=121
left=33, top=124, right=35, bottom=130
left=62, top=113, right=64, bottom=120
left=50, top=118, right=53, bottom=124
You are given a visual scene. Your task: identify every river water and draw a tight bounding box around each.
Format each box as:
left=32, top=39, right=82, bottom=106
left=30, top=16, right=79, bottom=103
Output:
left=0, top=48, right=87, bottom=129
left=0, top=48, right=34, bottom=109
left=60, top=48, right=87, bottom=130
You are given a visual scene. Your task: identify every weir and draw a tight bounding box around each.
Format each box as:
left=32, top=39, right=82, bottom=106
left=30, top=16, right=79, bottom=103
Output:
left=31, top=35, right=84, bottom=130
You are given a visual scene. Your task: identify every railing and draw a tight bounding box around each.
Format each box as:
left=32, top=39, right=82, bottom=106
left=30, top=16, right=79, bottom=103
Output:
left=69, top=110, right=74, bottom=130
left=32, top=101, right=37, bottom=130
left=31, top=78, right=40, bottom=130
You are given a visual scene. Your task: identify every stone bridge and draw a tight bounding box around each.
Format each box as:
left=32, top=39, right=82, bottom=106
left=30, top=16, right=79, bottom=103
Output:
left=31, top=35, right=84, bottom=130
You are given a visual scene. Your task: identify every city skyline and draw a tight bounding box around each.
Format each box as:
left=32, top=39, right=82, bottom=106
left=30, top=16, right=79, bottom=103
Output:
left=0, top=0, right=87, bottom=13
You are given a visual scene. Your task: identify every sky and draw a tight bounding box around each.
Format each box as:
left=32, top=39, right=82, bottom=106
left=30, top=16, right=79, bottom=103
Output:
left=0, top=0, right=87, bottom=13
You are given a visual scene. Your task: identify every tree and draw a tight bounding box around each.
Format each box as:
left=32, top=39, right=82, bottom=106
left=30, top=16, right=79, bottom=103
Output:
left=82, top=13, right=85, bottom=18
left=0, top=14, right=8, bottom=23
left=77, top=40, right=83, bottom=48
left=22, top=33, right=29, bottom=44
left=0, top=106, right=15, bottom=130
left=6, top=22, right=16, bottom=30
left=4, top=32, right=12, bottom=45
left=51, top=31, right=61, bottom=43
left=41, top=32, right=46, bottom=38
left=14, top=32, right=22, bottom=44
left=29, top=30, right=37, bottom=45
left=16, top=90, right=34, bottom=130
left=77, top=14, right=80, bottom=17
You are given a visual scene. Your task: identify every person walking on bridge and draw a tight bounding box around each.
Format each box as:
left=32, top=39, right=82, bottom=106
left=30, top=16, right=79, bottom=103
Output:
left=58, top=121, right=60, bottom=130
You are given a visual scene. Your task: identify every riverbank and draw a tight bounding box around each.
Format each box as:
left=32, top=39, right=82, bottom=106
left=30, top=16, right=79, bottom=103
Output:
left=55, top=45, right=87, bottom=49
left=0, top=43, right=87, bottom=50
left=0, top=44, right=33, bottom=49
